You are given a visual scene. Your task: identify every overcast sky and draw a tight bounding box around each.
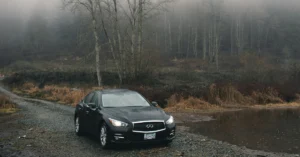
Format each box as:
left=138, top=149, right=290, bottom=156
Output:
left=1, top=0, right=300, bottom=30
left=0, top=0, right=63, bottom=21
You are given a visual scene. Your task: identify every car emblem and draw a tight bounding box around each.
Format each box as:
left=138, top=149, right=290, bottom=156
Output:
left=146, top=124, right=154, bottom=128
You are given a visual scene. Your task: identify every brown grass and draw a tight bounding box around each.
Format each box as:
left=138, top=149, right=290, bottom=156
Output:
left=11, top=81, right=292, bottom=111
left=14, top=83, right=105, bottom=106
left=251, top=102, right=300, bottom=109
left=207, top=84, right=253, bottom=106
left=251, top=87, right=284, bottom=104
left=206, top=84, right=285, bottom=106
left=165, top=83, right=289, bottom=112
left=165, top=94, right=222, bottom=112
left=0, top=94, right=17, bottom=113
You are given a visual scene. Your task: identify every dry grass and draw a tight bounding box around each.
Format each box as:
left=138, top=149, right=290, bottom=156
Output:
left=0, top=94, right=17, bottom=113
left=11, top=81, right=294, bottom=111
left=206, top=84, right=284, bottom=106
left=0, top=95, right=16, bottom=108
left=165, top=84, right=289, bottom=112
left=251, top=87, right=284, bottom=104
left=207, top=84, right=254, bottom=106
left=165, top=94, right=222, bottom=112
left=14, top=83, right=105, bottom=106
left=251, top=102, right=300, bottom=109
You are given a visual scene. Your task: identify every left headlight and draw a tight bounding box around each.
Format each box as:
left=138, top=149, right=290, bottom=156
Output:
left=109, top=118, right=128, bottom=127
left=166, top=116, right=174, bottom=125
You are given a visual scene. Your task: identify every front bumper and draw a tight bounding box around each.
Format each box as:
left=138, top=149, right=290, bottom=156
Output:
left=108, top=124, right=176, bottom=144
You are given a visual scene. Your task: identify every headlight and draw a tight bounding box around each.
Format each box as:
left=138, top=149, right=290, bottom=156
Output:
left=109, top=118, right=128, bottom=127
left=166, top=116, right=174, bottom=125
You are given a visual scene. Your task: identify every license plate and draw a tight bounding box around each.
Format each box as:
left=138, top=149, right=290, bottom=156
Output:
left=144, top=133, right=156, bottom=140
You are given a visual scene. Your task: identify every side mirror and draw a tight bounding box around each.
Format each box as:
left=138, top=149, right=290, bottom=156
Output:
left=88, top=103, right=97, bottom=109
left=151, top=101, right=158, bottom=107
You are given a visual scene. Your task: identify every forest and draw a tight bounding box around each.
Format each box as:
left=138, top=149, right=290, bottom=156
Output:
left=1, top=0, right=300, bottom=107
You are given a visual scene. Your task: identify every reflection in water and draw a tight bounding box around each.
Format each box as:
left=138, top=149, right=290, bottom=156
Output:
left=185, top=109, right=300, bottom=154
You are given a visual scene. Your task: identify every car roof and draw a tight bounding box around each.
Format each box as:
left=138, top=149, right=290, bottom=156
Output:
left=97, top=89, right=135, bottom=94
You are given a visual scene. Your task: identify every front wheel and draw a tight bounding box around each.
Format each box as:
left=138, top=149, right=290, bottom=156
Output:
left=75, top=116, right=83, bottom=136
left=99, top=123, right=110, bottom=149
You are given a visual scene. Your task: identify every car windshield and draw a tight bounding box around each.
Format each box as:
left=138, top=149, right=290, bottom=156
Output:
left=102, top=92, right=150, bottom=108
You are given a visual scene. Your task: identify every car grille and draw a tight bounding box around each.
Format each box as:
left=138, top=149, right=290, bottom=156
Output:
left=133, top=121, right=165, bottom=132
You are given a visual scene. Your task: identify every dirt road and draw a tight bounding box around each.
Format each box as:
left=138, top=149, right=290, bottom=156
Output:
left=0, top=86, right=296, bottom=157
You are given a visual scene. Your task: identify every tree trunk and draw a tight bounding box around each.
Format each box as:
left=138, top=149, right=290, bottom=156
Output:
left=178, top=17, right=182, bottom=57
left=194, top=27, right=198, bottom=58
left=164, top=12, right=167, bottom=54
left=203, top=20, right=207, bottom=60
left=131, top=0, right=137, bottom=77
left=113, top=0, right=123, bottom=84
left=186, top=25, right=191, bottom=58
left=92, top=19, right=102, bottom=87
left=230, top=16, right=234, bottom=55
left=155, top=31, right=158, bottom=48
left=169, top=19, right=172, bottom=53
left=137, top=0, right=143, bottom=75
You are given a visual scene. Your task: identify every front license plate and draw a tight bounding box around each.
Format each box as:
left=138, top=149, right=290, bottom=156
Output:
left=144, top=133, right=156, bottom=140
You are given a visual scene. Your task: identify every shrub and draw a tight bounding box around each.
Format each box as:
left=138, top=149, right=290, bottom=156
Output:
left=251, top=87, right=284, bottom=104
left=206, top=84, right=253, bottom=106
left=0, top=95, right=16, bottom=109
left=165, top=94, right=221, bottom=112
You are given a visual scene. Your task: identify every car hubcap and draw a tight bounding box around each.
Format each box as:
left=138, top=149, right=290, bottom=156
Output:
left=100, top=126, right=107, bottom=146
left=75, top=117, right=79, bottom=133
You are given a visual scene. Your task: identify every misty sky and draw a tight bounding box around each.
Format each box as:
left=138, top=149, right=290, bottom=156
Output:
left=0, top=0, right=63, bottom=23
left=1, top=0, right=300, bottom=36
left=1, top=0, right=300, bottom=23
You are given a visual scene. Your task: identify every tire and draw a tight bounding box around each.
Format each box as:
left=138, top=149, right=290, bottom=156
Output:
left=99, top=123, right=110, bottom=149
left=75, top=116, right=83, bottom=136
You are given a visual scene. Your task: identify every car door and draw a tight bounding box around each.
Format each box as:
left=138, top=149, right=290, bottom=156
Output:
left=86, top=92, right=101, bottom=135
left=82, top=92, right=95, bottom=131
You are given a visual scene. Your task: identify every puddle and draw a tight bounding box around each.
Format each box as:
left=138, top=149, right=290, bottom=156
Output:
left=185, top=108, right=300, bottom=154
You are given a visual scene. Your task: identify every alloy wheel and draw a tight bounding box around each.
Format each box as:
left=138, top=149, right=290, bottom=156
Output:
left=100, top=125, right=107, bottom=147
left=75, top=117, right=80, bottom=133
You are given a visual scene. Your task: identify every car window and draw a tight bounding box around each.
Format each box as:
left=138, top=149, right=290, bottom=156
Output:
left=102, top=92, right=150, bottom=108
left=84, top=92, right=94, bottom=104
left=90, top=93, right=99, bottom=106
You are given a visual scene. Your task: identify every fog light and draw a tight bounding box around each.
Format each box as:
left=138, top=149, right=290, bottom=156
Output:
left=170, top=130, right=175, bottom=136
left=114, top=136, right=124, bottom=140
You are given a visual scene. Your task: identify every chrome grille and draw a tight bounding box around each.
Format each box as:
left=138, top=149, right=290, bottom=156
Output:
left=132, top=120, right=166, bottom=133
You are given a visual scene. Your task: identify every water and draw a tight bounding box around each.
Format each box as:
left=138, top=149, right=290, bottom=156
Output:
left=185, top=109, right=300, bottom=154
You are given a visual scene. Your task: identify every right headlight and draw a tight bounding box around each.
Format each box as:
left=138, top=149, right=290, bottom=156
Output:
left=109, top=118, right=128, bottom=127
left=166, top=116, right=174, bottom=125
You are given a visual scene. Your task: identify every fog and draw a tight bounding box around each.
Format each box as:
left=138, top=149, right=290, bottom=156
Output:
left=1, top=0, right=300, bottom=68
left=0, top=0, right=63, bottom=23
left=1, top=0, right=299, bottom=33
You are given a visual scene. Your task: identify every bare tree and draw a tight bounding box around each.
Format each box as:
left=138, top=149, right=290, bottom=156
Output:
left=123, top=0, right=174, bottom=77
left=193, top=27, right=198, bottom=58
left=169, top=18, right=172, bottom=53
left=63, top=0, right=103, bottom=86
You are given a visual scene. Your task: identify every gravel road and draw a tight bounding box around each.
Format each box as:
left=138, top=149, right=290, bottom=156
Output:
left=0, top=86, right=298, bottom=157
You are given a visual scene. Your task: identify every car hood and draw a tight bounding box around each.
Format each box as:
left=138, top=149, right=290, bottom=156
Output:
left=103, top=106, right=167, bottom=122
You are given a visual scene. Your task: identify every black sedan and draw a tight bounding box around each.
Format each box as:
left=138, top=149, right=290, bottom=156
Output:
left=74, top=89, right=176, bottom=148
